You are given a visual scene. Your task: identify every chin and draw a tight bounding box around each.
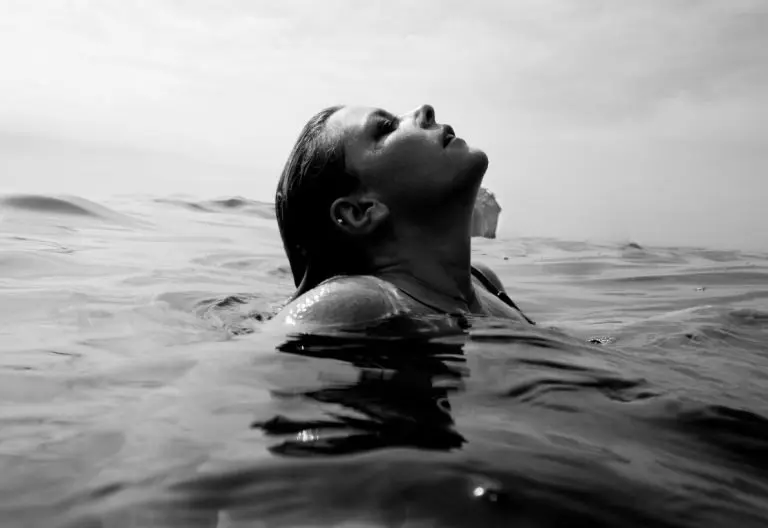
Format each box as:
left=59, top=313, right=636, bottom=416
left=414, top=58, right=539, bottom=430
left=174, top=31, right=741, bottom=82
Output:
left=445, top=147, right=487, bottom=207
left=468, top=146, right=489, bottom=174
left=455, top=145, right=488, bottom=183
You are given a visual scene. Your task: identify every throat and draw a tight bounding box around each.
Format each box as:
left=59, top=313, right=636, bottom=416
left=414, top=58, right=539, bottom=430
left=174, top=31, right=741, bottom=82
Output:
left=377, top=268, right=479, bottom=315
left=369, top=218, right=477, bottom=314
left=410, top=273, right=474, bottom=307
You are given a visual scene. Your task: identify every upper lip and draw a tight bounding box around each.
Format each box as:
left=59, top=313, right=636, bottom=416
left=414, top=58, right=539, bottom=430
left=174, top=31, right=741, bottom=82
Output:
left=442, top=125, right=456, bottom=147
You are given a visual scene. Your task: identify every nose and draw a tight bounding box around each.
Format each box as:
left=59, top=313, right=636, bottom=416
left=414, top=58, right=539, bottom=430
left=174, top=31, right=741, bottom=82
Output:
left=411, top=104, right=436, bottom=128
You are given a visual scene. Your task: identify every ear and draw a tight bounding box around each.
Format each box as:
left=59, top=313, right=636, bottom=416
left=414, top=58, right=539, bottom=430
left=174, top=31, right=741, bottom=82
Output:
left=330, top=196, right=389, bottom=236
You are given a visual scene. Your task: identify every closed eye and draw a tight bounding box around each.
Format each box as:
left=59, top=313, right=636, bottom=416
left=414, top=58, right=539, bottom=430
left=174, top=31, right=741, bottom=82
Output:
left=373, top=117, right=398, bottom=139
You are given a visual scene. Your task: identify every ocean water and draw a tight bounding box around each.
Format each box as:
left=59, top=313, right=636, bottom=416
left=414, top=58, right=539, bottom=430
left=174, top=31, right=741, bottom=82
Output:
left=1, top=194, right=767, bottom=528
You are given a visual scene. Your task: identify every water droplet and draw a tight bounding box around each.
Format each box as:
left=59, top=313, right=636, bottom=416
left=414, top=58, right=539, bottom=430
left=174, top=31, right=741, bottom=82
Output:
left=296, top=430, right=318, bottom=442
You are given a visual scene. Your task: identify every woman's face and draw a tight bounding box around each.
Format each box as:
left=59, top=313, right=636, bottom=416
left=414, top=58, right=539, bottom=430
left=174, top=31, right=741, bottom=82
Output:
left=326, top=105, right=488, bottom=216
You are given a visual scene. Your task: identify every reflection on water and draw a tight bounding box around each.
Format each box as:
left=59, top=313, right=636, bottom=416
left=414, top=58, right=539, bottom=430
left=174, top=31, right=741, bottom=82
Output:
left=254, top=329, right=469, bottom=457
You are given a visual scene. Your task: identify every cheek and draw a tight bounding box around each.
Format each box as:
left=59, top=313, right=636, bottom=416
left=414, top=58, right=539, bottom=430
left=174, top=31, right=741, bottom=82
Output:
left=353, top=136, right=444, bottom=194
left=381, top=136, right=441, bottom=178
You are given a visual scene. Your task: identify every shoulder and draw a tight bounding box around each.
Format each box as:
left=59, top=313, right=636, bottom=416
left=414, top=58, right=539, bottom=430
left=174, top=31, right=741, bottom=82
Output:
left=472, top=261, right=507, bottom=294
left=269, top=275, right=404, bottom=330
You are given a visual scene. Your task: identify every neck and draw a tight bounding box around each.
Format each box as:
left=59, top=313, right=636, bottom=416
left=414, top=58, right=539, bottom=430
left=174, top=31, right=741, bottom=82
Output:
left=369, top=209, right=477, bottom=313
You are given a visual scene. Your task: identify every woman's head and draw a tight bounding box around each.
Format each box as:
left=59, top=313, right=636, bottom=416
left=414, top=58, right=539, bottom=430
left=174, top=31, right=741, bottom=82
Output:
left=276, top=104, right=488, bottom=295
left=326, top=105, right=488, bottom=221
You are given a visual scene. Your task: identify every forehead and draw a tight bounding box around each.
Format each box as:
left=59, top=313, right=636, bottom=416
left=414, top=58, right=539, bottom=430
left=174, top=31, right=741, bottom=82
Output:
left=327, top=106, right=383, bottom=142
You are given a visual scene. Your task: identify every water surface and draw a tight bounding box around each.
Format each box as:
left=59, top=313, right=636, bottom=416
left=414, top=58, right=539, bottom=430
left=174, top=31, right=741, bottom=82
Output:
left=1, top=194, right=767, bottom=527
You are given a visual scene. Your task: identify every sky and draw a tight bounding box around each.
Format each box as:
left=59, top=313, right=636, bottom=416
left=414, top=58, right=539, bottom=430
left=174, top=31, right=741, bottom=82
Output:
left=0, top=0, right=766, bottom=250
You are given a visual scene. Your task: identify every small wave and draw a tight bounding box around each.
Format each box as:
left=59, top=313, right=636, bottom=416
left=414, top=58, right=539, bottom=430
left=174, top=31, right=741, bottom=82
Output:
left=649, top=400, right=768, bottom=472
left=691, top=249, right=745, bottom=262
left=0, top=250, right=101, bottom=279
left=192, top=293, right=276, bottom=335
left=154, top=196, right=275, bottom=219
left=634, top=305, right=768, bottom=350
left=621, top=241, right=644, bottom=251
left=1, top=194, right=99, bottom=217
left=598, top=269, right=768, bottom=286
left=0, top=194, right=139, bottom=225
left=4, top=236, right=75, bottom=254
left=152, top=198, right=211, bottom=213
left=619, top=248, right=690, bottom=264
left=207, top=197, right=256, bottom=209
left=502, top=372, right=656, bottom=405
left=268, top=264, right=292, bottom=278
left=537, top=239, right=595, bottom=253
left=727, top=308, right=768, bottom=329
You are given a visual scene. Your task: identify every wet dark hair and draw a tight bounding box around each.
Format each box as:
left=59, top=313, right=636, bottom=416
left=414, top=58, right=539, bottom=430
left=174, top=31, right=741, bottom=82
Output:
left=275, top=106, right=365, bottom=299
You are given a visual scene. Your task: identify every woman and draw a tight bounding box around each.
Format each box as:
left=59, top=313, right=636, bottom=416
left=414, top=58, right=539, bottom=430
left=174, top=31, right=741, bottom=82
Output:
left=270, top=104, right=535, bottom=329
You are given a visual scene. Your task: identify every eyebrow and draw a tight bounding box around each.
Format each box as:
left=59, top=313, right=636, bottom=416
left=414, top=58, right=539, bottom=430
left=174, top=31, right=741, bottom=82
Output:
left=364, top=109, right=397, bottom=127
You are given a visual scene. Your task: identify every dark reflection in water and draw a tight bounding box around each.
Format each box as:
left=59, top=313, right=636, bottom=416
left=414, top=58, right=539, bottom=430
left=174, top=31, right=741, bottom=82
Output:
left=253, top=330, right=470, bottom=456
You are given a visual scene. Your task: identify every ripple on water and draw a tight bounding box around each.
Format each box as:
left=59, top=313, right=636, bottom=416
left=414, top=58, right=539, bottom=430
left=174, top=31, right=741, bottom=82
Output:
left=153, top=196, right=275, bottom=219
left=0, top=194, right=143, bottom=226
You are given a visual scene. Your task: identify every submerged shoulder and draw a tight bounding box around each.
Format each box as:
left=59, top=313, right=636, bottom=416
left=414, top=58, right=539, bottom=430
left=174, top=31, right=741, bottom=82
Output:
left=269, top=275, right=403, bottom=329
left=472, top=261, right=507, bottom=293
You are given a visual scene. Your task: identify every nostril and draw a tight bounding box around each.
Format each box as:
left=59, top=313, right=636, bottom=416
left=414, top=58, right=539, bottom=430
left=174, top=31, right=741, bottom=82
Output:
left=423, top=105, right=435, bottom=124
